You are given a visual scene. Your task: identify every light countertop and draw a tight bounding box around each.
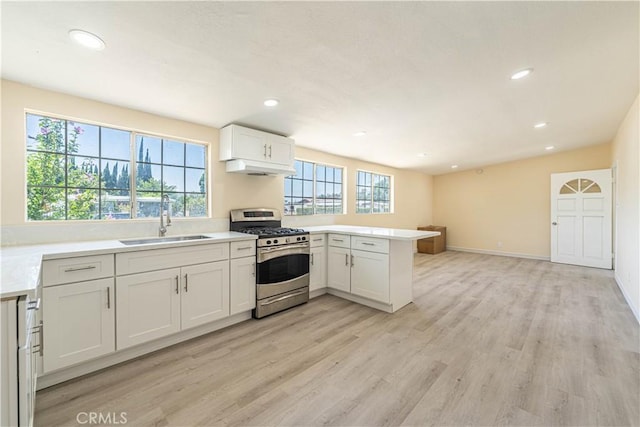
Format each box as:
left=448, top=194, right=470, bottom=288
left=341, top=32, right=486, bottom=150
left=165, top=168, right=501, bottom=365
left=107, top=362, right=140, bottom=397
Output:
left=0, top=232, right=256, bottom=299
left=303, top=225, right=440, bottom=240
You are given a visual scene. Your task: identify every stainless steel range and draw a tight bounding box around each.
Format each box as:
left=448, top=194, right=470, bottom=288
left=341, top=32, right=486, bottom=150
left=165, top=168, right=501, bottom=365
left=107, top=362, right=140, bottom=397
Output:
left=230, top=208, right=309, bottom=318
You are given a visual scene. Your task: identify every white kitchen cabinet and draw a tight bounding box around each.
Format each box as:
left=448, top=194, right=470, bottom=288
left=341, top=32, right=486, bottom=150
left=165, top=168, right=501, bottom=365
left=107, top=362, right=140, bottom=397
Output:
left=350, top=249, right=389, bottom=303
left=42, top=278, right=115, bottom=373
left=219, top=124, right=294, bottom=166
left=327, top=246, right=351, bottom=292
left=116, top=268, right=181, bottom=350
left=309, top=234, right=327, bottom=293
left=181, top=261, right=230, bottom=329
left=230, top=256, right=256, bottom=315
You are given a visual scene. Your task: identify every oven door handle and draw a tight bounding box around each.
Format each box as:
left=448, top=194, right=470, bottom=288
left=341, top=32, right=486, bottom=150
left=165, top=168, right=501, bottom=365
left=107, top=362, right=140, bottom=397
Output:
left=260, top=289, right=307, bottom=306
left=260, top=242, right=309, bottom=252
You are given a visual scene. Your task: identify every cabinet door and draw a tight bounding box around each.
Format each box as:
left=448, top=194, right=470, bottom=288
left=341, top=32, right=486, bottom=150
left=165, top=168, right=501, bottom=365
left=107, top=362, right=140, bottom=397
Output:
left=181, top=261, right=230, bottom=329
left=350, top=249, right=390, bottom=303
left=43, top=278, right=115, bottom=372
left=116, top=269, right=181, bottom=350
left=230, top=257, right=256, bottom=315
left=233, top=126, right=268, bottom=162
left=309, top=246, right=327, bottom=292
left=327, top=247, right=351, bottom=292
left=266, top=134, right=294, bottom=166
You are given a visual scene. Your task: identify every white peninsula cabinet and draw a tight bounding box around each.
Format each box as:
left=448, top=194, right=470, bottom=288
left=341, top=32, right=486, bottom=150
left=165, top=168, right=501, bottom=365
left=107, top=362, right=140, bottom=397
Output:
left=41, top=254, right=115, bottom=373
left=314, top=226, right=440, bottom=313
left=115, top=244, right=230, bottom=349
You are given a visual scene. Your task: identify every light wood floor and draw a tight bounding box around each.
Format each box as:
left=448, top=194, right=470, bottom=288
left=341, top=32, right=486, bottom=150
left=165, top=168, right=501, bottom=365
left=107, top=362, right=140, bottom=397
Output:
left=35, top=252, right=640, bottom=427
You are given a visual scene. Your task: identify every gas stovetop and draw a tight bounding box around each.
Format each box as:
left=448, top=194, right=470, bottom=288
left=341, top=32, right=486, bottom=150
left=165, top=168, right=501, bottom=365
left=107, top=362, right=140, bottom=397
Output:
left=237, top=227, right=307, bottom=238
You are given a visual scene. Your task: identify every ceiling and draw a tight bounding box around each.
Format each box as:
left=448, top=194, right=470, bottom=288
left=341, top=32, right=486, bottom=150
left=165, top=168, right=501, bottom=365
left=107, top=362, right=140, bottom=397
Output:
left=2, top=1, right=638, bottom=175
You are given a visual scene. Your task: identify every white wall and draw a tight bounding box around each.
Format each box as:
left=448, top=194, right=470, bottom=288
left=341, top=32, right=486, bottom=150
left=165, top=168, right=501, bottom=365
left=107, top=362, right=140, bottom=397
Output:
left=611, top=95, right=640, bottom=323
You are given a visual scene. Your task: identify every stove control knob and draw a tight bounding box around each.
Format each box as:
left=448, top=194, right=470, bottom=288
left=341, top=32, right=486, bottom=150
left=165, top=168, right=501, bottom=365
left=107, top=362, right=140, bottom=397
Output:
left=296, top=237, right=301, bottom=241
left=301, top=236, right=306, bottom=241
left=266, top=240, right=271, bottom=245
left=274, top=239, right=278, bottom=244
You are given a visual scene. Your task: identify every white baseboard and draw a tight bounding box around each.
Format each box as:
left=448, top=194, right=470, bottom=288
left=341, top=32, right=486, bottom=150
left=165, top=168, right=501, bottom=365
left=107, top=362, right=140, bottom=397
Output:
left=309, top=288, right=328, bottom=299
left=446, top=246, right=549, bottom=261
left=614, top=273, right=640, bottom=324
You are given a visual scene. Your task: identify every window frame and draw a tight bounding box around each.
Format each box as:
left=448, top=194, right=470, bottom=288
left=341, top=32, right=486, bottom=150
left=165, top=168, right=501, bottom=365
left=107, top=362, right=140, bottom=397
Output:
left=24, top=110, right=210, bottom=222
left=284, top=159, right=345, bottom=216
left=355, top=169, right=393, bottom=214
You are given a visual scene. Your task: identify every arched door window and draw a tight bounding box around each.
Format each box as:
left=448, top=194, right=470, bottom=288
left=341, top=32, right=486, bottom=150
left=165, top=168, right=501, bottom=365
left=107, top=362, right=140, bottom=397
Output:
left=559, top=178, right=602, bottom=194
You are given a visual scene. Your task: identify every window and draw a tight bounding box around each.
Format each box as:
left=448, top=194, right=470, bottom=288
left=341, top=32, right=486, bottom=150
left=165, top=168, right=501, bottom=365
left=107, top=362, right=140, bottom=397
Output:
left=26, top=113, right=207, bottom=221
left=284, top=160, right=343, bottom=215
left=356, top=170, right=391, bottom=214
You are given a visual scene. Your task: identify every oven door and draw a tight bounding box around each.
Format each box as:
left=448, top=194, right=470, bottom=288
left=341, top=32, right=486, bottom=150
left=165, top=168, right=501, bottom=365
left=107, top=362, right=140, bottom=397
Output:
left=256, top=243, right=309, bottom=299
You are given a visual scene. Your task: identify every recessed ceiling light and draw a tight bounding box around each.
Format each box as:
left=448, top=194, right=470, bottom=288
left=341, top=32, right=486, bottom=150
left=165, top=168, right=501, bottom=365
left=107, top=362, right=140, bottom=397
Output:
left=545, top=146, right=555, bottom=150
left=451, top=164, right=459, bottom=169
left=263, top=99, right=279, bottom=107
left=353, top=131, right=367, bottom=137
left=68, top=29, right=105, bottom=50
left=534, top=122, right=548, bottom=128
left=417, top=153, right=428, bottom=157
left=510, top=68, right=533, bottom=80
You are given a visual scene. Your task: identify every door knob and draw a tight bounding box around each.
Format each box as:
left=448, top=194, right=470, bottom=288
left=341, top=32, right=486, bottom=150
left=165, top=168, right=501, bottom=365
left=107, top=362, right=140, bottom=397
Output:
left=552, top=222, right=557, bottom=225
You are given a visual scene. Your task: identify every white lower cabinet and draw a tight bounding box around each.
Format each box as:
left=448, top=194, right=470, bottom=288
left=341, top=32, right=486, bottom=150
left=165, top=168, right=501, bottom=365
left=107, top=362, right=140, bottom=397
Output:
left=309, top=239, right=327, bottom=292
left=182, top=261, right=230, bottom=329
left=350, top=249, right=389, bottom=303
left=43, top=278, right=115, bottom=372
left=116, top=269, right=181, bottom=350
left=327, top=246, right=351, bottom=292
left=230, top=257, right=256, bottom=315
left=116, top=261, right=230, bottom=349
left=327, top=234, right=391, bottom=304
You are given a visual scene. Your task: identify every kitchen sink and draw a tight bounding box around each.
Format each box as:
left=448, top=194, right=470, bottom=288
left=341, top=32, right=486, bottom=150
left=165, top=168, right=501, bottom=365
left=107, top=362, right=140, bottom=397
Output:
left=119, top=235, right=212, bottom=246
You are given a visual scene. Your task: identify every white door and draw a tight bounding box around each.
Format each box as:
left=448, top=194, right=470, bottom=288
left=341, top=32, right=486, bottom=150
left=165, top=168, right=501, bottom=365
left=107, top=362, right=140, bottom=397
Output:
left=327, top=247, right=351, bottom=292
left=116, top=268, right=181, bottom=349
left=182, top=261, right=230, bottom=329
left=551, top=169, right=612, bottom=269
left=234, top=126, right=268, bottom=162
left=266, top=134, right=294, bottom=165
left=42, top=278, right=115, bottom=372
left=230, top=257, right=256, bottom=315
left=350, top=249, right=390, bottom=303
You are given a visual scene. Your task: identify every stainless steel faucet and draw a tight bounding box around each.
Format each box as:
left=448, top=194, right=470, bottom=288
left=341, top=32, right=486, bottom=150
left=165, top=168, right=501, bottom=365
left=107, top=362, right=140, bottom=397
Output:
left=159, top=194, right=172, bottom=237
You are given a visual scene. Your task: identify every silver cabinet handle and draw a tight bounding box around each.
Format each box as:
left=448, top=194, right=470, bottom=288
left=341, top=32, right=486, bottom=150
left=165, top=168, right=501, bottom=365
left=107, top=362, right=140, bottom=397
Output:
left=27, top=298, right=40, bottom=311
left=263, top=144, right=268, bottom=157
left=268, top=145, right=272, bottom=158
left=361, top=242, right=375, bottom=246
left=351, top=254, right=354, bottom=267
left=310, top=253, right=314, bottom=265
left=313, top=238, right=323, bottom=242
left=64, top=265, right=96, bottom=272
left=332, top=238, right=344, bottom=243
left=252, top=263, right=256, bottom=277
left=184, top=274, right=188, bottom=292
left=175, top=275, right=179, bottom=294
left=236, top=246, right=253, bottom=250
left=345, top=253, right=348, bottom=266
left=32, top=322, right=44, bottom=356
left=552, top=222, right=557, bottom=225
left=106, top=287, right=111, bottom=309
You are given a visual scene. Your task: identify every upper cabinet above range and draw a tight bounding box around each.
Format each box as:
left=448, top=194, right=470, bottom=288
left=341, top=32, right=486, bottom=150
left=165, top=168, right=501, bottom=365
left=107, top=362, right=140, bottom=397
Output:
left=219, top=124, right=296, bottom=175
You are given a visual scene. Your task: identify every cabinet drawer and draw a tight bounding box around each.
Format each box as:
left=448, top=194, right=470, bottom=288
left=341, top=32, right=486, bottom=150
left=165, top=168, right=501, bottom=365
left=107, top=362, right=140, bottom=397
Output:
left=230, top=240, right=256, bottom=259
left=327, top=234, right=350, bottom=248
left=116, top=243, right=229, bottom=275
left=351, top=236, right=389, bottom=254
left=42, top=255, right=114, bottom=287
left=310, top=234, right=326, bottom=248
